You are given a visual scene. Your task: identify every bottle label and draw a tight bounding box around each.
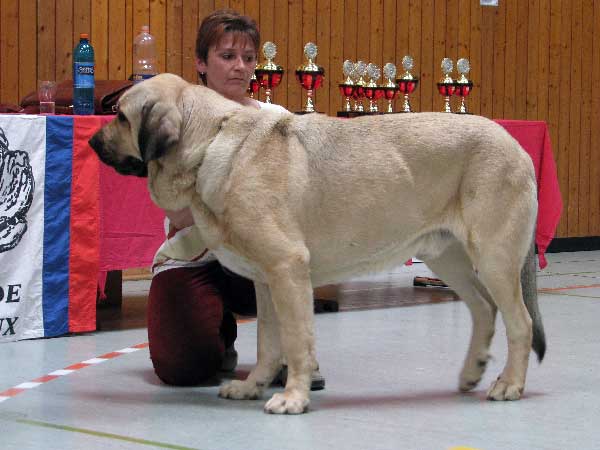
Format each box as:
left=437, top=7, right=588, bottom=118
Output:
left=132, top=73, right=156, bottom=84
left=74, top=63, right=95, bottom=88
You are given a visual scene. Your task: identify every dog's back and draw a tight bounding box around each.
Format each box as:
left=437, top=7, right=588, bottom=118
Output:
left=272, top=112, right=537, bottom=286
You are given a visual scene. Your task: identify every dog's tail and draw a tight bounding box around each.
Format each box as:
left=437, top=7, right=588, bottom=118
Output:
left=521, top=238, right=546, bottom=362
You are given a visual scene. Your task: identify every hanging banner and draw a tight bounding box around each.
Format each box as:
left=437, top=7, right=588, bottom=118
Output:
left=0, top=115, right=99, bottom=342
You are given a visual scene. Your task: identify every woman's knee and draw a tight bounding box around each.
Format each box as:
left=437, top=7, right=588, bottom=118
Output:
left=147, top=265, right=227, bottom=385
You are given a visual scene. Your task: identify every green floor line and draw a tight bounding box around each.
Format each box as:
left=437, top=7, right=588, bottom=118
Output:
left=17, top=418, right=200, bottom=450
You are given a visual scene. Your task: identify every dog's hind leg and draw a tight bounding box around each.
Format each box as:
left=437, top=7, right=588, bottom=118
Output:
left=219, top=282, right=283, bottom=400
left=473, top=245, right=533, bottom=401
left=419, top=240, right=497, bottom=393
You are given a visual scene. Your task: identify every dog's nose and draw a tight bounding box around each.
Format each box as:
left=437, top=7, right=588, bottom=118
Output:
left=88, top=133, right=102, bottom=152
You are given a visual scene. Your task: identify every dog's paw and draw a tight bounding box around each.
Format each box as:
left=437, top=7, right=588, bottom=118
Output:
left=486, top=377, right=523, bottom=401
left=219, top=380, right=263, bottom=400
left=264, top=391, right=309, bottom=414
left=459, top=356, right=490, bottom=392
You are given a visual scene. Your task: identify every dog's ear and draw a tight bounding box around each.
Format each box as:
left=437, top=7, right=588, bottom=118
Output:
left=138, top=99, right=182, bottom=162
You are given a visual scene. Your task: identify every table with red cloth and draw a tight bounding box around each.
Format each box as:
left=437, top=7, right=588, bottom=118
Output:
left=0, top=115, right=561, bottom=339
left=95, top=117, right=562, bottom=319
left=495, top=120, right=563, bottom=268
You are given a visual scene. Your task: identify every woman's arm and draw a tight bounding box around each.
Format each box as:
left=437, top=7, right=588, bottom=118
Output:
left=164, top=208, right=194, bottom=230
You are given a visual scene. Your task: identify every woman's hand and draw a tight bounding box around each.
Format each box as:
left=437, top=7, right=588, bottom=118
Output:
left=164, top=208, right=195, bottom=230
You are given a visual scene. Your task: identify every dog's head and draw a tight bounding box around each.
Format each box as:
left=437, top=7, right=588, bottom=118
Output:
left=89, top=73, right=187, bottom=177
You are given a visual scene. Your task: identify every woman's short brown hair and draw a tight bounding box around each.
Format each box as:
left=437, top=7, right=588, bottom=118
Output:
left=195, top=10, right=260, bottom=83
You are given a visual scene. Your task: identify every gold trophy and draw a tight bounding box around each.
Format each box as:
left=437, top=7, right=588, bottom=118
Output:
left=396, top=56, right=419, bottom=112
left=364, top=63, right=382, bottom=113
left=351, top=60, right=367, bottom=113
left=254, top=41, right=284, bottom=104
left=437, top=58, right=455, bottom=113
left=295, top=42, right=325, bottom=113
left=454, top=58, right=473, bottom=114
left=338, top=59, right=355, bottom=116
left=382, top=63, right=399, bottom=113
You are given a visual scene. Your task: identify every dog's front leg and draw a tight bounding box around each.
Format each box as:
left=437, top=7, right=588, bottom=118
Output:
left=219, top=282, right=283, bottom=400
left=262, top=256, right=316, bottom=415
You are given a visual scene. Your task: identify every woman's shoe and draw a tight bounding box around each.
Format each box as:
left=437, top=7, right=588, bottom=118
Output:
left=273, top=365, right=326, bottom=391
left=220, top=345, right=238, bottom=372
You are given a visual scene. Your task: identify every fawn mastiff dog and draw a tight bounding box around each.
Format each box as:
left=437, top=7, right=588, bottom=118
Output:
left=89, top=73, right=545, bottom=414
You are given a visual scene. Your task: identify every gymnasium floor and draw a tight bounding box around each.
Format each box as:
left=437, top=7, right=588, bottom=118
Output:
left=1, top=251, right=599, bottom=450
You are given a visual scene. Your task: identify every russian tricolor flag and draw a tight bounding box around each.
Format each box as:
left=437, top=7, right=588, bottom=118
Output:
left=0, top=115, right=101, bottom=342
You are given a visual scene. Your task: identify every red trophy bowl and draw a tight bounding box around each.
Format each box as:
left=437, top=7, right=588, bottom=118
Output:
left=295, top=42, right=325, bottom=113
left=247, top=74, right=260, bottom=99
left=396, top=78, right=419, bottom=112
left=255, top=42, right=284, bottom=104
left=454, top=58, right=473, bottom=114
left=339, top=83, right=355, bottom=112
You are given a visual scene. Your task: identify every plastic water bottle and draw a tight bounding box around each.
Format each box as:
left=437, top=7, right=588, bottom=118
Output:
left=73, top=33, right=95, bottom=115
left=132, top=26, right=157, bottom=83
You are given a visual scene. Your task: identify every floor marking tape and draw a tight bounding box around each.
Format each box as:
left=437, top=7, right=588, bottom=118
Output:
left=0, top=343, right=149, bottom=403
left=16, top=418, right=200, bottom=450
left=538, top=291, right=600, bottom=299
left=539, top=283, right=600, bottom=292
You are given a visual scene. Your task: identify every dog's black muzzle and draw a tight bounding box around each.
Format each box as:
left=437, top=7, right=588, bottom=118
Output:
left=88, top=133, right=148, bottom=177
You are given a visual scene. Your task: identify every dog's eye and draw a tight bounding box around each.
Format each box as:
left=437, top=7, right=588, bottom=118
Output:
left=117, top=111, right=127, bottom=123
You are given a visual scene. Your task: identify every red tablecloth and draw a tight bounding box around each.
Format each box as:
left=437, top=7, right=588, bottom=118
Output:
left=495, top=120, right=563, bottom=268
left=97, top=118, right=562, bottom=288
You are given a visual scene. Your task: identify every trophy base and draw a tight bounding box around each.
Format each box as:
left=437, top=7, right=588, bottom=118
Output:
left=295, top=111, right=323, bottom=115
left=336, top=111, right=363, bottom=118
left=454, top=111, right=473, bottom=115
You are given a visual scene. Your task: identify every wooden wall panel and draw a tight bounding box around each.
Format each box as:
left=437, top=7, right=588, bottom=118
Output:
left=91, top=0, right=109, bottom=80
left=1, top=0, right=19, bottom=105
left=407, top=0, right=421, bottom=112
left=591, top=1, right=600, bottom=236
left=467, top=0, right=481, bottom=115
left=165, top=0, right=182, bottom=76
left=537, top=0, right=549, bottom=122
left=579, top=0, right=593, bottom=236
left=1, top=0, right=599, bottom=239
left=37, top=0, right=56, bottom=81
left=272, top=0, right=288, bottom=107
left=18, top=0, right=37, bottom=102
left=492, top=1, right=505, bottom=119
left=547, top=0, right=561, bottom=237
left=181, top=0, right=200, bottom=81
left=56, top=0, right=73, bottom=82
left=329, top=0, right=344, bottom=114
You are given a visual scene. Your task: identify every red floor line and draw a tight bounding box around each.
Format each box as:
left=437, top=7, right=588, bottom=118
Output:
left=539, top=283, right=600, bottom=292
left=0, top=343, right=149, bottom=403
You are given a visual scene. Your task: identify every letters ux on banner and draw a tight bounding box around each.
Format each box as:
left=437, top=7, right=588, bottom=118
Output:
left=0, top=115, right=100, bottom=342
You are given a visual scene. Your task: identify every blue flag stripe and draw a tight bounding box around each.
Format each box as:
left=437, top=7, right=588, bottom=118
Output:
left=42, top=116, right=74, bottom=337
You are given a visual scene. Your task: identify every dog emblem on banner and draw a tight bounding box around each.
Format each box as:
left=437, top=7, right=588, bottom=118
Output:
left=0, top=126, right=35, bottom=253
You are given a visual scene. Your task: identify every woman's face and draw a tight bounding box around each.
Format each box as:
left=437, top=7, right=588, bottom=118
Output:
left=195, top=33, right=257, bottom=104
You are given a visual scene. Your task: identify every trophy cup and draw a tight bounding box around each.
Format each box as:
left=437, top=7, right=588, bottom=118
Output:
left=338, top=59, right=355, bottom=116
left=351, top=60, right=367, bottom=113
left=437, top=58, right=455, bottom=113
left=396, top=55, right=419, bottom=113
left=254, top=41, right=284, bottom=104
left=364, top=63, right=382, bottom=113
left=454, top=58, right=473, bottom=114
left=295, top=42, right=325, bottom=113
left=382, top=63, right=399, bottom=113
left=247, top=72, right=260, bottom=99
